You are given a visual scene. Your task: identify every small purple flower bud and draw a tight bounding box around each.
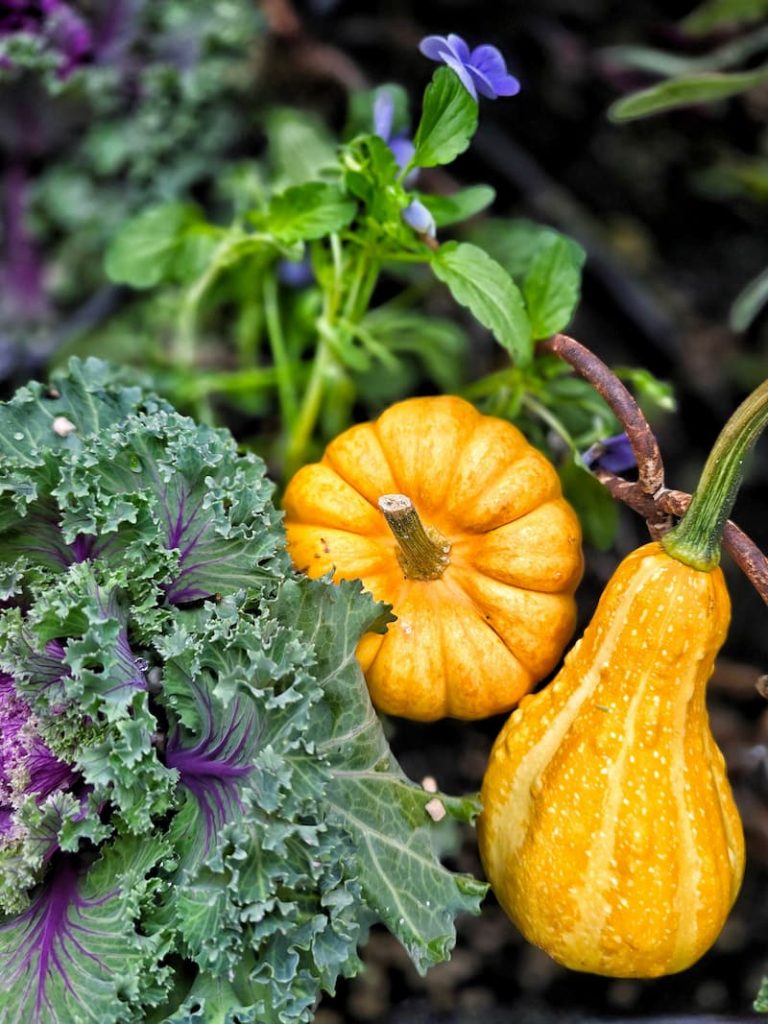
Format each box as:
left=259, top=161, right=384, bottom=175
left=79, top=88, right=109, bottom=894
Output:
left=277, top=259, right=314, bottom=289
left=402, top=199, right=436, bottom=238
left=419, top=33, right=521, bottom=102
left=582, top=433, right=636, bottom=475
left=372, top=87, right=417, bottom=183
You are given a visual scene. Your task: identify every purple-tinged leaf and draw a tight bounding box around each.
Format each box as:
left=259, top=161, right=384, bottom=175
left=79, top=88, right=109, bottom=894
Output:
left=0, top=835, right=170, bottom=1024
left=166, top=682, right=256, bottom=866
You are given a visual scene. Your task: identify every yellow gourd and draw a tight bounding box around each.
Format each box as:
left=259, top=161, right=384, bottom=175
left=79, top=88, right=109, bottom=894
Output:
left=478, top=541, right=744, bottom=977
left=478, top=377, right=768, bottom=979
left=282, top=395, right=583, bottom=721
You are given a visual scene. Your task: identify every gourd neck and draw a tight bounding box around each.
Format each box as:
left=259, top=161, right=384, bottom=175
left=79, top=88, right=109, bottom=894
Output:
left=378, top=494, right=451, bottom=581
left=662, top=378, right=768, bottom=571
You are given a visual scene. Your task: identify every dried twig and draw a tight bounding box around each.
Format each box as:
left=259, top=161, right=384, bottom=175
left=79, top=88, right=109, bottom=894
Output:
left=541, top=334, right=768, bottom=607
left=540, top=334, right=664, bottom=496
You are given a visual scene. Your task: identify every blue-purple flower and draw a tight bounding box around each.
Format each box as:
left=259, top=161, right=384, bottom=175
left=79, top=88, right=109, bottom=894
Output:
left=419, top=33, right=520, bottom=102
left=277, top=258, right=315, bottom=289
left=402, top=199, right=436, bottom=239
left=373, top=91, right=415, bottom=176
left=582, top=433, right=636, bottom=475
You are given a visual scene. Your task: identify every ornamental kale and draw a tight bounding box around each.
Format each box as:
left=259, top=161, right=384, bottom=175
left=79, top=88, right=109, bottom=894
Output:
left=0, top=360, right=485, bottom=1024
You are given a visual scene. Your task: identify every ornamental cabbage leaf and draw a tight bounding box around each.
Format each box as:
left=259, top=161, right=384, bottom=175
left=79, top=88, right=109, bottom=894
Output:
left=0, top=360, right=486, bottom=1023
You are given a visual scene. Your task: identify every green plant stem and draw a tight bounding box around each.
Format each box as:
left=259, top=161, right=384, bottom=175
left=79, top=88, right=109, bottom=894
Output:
left=522, top=394, right=577, bottom=452
left=282, top=248, right=379, bottom=479
left=662, top=378, right=768, bottom=570
left=174, top=236, right=240, bottom=367
left=263, top=275, right=298, bottom=428
left=283, top=340, right=331, bottom=478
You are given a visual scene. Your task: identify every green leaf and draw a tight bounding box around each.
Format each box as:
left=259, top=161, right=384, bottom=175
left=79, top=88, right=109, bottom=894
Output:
left=267, top=183, right=357, bottom=243
left=754, top=973, right=768, bottom=1012
left=266, top=109, right=338, bottom=187
left=105, top=203, right=220, bottom=289
left=559, top=459, right=619, bottom=551
left=614, top=366, right=677, bottom=415
left=411, top=67, right=478, bottom=168
left=523, top=235, right=586, bottom=339
left=0, top=835, right=171, bottom=1024
left=602, top=28, right=768, bottom=77
left=608, top=65, right=768, bottom=121
left=272, top=578, right=487, bottom=975
left=356, top=308, right=467, bottom=391
left=417, top=185, right=496, bottom=227
left=431, top=241, right=533, bottom=365
left=730, top=264, right=768, bottom=332
left=465, top=218, right=580, bottom=282
left=683, top=0, right=768, bottom=35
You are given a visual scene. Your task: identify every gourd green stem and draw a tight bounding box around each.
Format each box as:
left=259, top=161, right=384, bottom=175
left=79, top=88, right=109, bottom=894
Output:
left=662, top=378, right=768, bottom=571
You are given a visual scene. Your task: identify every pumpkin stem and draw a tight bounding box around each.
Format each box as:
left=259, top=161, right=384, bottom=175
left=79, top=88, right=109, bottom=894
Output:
left=378, top=494, right=451, bottom=581
left=662, top=377, right=768, bottom=571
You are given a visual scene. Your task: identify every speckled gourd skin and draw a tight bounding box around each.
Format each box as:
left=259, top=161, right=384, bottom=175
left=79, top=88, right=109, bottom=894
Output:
left=282, top=395, right=583, bottom=721
left=478, top=542, right=745, bottom=977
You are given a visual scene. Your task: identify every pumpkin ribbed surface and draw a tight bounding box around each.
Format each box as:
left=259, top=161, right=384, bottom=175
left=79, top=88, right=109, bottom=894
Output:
left=478, top=541, right=745, bottom=977
left=282, top=395, right=583, bottom=721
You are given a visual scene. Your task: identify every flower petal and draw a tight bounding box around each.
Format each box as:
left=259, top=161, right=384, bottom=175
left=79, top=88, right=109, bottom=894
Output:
left=389, top=135, right=415, bottom=174
left=583, top=434, right=636, bottom=475
left=466, top=64, right=499, bottom=100
left=373, top=91, right=395, bottom=141
left=469, top=44, right=507, bottom=78
left=447, top=33, right=471, bottom=63
left=488, top=72, right=521, bottom=97
left=439, top=49, right=478, bottom=100
left=402, top=200, right=436, bottom=238
left=419, top=34, right=451, bottom=61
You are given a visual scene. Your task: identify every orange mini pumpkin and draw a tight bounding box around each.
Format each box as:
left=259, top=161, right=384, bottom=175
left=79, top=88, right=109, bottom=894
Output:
left=282, top=395, right=583, bottom=720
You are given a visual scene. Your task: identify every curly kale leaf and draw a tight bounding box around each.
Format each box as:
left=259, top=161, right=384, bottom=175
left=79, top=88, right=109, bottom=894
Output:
left=0, top=361, right=486, bottom=1024
left=0, top=835, right=172, bottom=1024
left=0, top=357, right=284, bottom=609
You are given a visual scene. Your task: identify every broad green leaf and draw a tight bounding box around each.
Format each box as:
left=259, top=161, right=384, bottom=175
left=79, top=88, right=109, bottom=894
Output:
left=411, top=67, right=478, bottom=168
left=105, top=203, right=220, bottom=289
left=267, top=183, right=357, bottom=243
left=418, top=185, right=496, bottom=227
left=559, top=459, right=619, bottom=551
left=683, top=0, right=768, bottom=35
left=431, top=241, right=533, bottom=365
left=523, top=235, right=586, bottom=339
left=730, top=264, right=768, bottom=332
left=465, top=218, right=579, bottom=281
left=608, top=65, right=768, bottom=121
left=266, top=109, right=338, bottom=187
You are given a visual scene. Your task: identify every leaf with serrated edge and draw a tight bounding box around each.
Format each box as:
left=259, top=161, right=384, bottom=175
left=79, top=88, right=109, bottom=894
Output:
left=432, top=241, right=533, bottom=365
